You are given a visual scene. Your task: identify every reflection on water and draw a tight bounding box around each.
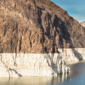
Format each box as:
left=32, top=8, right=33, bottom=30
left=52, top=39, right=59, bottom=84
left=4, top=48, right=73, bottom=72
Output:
left=0, top=61, right=85, bottom=85
left=0, top=77, right=56, bottom=85
left=58, top=61, right=85, bottom=85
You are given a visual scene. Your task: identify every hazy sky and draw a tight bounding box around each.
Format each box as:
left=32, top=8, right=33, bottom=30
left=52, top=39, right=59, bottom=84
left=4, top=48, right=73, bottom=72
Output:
left=51, top=0, right=85, bottom=22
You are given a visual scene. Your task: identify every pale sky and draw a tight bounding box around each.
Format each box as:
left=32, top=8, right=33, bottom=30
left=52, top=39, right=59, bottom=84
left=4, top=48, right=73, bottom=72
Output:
left=51, top=0, right=85, bottom=22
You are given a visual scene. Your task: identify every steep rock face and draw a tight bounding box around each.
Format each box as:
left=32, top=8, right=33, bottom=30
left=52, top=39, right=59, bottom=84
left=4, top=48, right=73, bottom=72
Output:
left=0, top=0, right=85, bottom=53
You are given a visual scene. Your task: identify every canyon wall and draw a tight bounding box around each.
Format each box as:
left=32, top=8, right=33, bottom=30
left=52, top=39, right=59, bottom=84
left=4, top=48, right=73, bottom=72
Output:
left=0, top=0, right=85, bottom=77
left=0, top=0, right=85, bottom=54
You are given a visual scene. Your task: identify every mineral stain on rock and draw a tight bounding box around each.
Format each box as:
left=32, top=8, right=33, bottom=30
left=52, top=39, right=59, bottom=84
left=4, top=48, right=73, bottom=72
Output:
left=0, top=0, right=85, bottom=77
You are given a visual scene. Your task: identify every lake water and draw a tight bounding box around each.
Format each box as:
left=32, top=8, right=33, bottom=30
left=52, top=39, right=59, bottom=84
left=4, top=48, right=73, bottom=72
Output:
left=0, top=61, right=85, bottom=85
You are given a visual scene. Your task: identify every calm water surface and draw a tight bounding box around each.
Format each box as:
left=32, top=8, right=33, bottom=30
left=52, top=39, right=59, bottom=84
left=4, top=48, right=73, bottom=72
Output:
left=0, top=61, right=85, bottom=85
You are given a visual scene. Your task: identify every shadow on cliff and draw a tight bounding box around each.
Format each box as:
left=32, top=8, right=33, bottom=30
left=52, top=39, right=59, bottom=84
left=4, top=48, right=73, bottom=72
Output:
left=44, top=13, right=83, bottom=61
left=54, top=16, right=83, bottom=61
left=36, top=5, right=83, bottom=60
left=69, top=42, right=83, bottom=60
left=0, top=55, right=22, bottom=79
left=46, top=54, right=57, bottom=76
left=0, top=46, right=3, bottom=53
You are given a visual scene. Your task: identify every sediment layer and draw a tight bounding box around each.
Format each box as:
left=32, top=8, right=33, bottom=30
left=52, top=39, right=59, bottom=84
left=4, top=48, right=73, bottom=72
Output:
left=0, top=48, right=85, bottom=77
left=0, top=52, right=70, bottom=77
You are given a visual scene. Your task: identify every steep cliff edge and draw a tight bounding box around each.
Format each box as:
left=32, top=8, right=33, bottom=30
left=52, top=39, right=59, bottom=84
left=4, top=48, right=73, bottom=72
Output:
left=0, top=0, right=85, bottom=53
left=0, top=0, right=85, bottom=77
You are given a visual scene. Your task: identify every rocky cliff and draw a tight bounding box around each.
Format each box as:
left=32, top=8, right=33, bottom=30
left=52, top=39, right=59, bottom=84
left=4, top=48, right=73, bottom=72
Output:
left=0, top=0, right=85, bottom=77
left=0, top=0, right=85, bottom=53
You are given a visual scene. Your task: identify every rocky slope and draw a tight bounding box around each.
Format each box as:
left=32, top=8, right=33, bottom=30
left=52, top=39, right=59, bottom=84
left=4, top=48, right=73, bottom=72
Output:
left=1, top=0, right=85, bottom=77
left=80, top=21, right=85, bottom=27
left=0, top=0, right=85, bottom=53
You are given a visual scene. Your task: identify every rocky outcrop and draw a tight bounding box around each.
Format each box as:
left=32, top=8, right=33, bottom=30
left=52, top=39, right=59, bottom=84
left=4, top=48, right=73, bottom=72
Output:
left=0, top=0, right=85, bottom=53
left=0, top=0, right=85, bottom=77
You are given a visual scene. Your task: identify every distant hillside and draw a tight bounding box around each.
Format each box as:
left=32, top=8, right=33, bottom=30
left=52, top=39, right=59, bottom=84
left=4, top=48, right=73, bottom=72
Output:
left=0, top=0, right=85, bottom=53
left=80, top=21, right=85, bottom=27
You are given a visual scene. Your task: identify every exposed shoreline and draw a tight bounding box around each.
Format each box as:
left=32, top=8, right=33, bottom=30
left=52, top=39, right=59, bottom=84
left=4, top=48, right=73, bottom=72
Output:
left=0, top=48, right=85, bottom=77
left=0, top=53, right=69, bottom=77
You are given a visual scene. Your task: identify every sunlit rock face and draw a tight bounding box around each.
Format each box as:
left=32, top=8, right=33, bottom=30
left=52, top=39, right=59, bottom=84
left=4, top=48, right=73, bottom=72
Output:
left=0, top=0, right=85, bottom=77
left=0, top=0, right=85, bottom=53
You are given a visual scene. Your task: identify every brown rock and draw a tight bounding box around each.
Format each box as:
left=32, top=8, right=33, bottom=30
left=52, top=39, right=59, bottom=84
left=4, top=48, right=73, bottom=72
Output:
left=0, top=0, right=85, bottom=53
